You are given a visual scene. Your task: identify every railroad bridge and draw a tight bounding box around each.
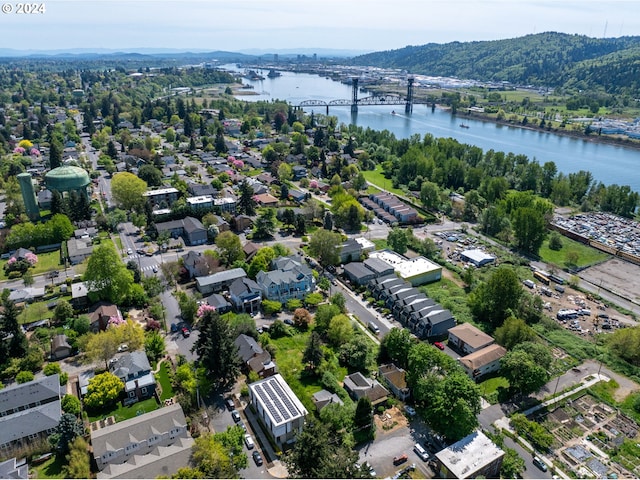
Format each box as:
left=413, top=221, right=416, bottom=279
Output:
left=295, top=77, right=429, bottom=114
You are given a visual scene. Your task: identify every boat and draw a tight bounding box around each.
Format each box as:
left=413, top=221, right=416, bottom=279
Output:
left=460, top=123, right=470, bottom=128
left=267, top=69, right=281, bottom=78
left=391, top=110, right=396, bottom=115
left=243, top=70, right=265, bottom=80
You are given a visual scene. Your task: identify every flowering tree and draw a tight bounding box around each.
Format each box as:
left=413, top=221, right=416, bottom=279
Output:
left=107, top=315, right=126, bottom=327
left=18, top=139, right=34, bottom=149
left=30, top=148, right=40, bottom=156
left=24, top=252, right=38, bottom=266
left=309, top=180, right=319, bottom=189
left=13, top=147, right=25, bottom=155
left=232, top=159, right=244, bottom=170
left=197, top=304, right=216, bottom=318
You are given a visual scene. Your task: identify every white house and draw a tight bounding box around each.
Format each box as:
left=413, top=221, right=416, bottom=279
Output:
left=248, top=374, right=307, bottom=448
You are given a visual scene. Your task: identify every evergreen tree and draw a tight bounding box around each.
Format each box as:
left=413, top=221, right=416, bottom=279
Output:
left=280, top=183, right=289, bottom=200
left=302, top=331, right=323, bottom=372
left=294, top=214, right=307, bottom=235
left=214, top=127, right=227, bottom=153
left=323, top=211, right=333, bottom=231
left=238, top=181, right=256, bottom=216
left=50, top=190, right=67, bottom=216
left=184, top=113, right=193, bottom=137
left=2, top=298, right=27, bottom=358
left=49, top=138, right=62, bottom=169
left=107, top=140, right=118, bottom=160
left=192, top=310, right=240, bottom=389
left=354, top=397, right=374, bottom=439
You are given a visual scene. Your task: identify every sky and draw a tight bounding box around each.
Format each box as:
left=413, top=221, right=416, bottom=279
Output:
left=2, top=0, right=640, bottom=53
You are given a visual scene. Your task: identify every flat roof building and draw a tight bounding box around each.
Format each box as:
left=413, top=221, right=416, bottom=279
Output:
left=249, top=374, right=307, bottom=448
left=435, top=430, right=505, bottom=479
left=369, top=250, right=441, bottom=286
left=460, top=249, right=496, bottom=267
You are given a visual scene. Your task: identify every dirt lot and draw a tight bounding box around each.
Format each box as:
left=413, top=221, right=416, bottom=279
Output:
left=579, top=257, right=640, bottom=305
left=373, top=406, right=408, bottom=435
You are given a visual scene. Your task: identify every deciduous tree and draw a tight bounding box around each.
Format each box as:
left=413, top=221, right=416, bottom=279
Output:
left=84, top=372, right=124, bottom=410
left=64, top=436, right=91, bottom=479
left=110, top=172, right=148, bottom=212
left=309, top=228, right=341, bottom=267
left=83, top=243, right=133, bottom=304
left=215, top=231, right=244, bottom=266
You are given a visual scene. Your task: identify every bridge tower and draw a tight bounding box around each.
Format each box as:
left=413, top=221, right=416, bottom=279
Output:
left=351, top=78, right=359, bottom=113
left=405, top=77, right=414, bottom=114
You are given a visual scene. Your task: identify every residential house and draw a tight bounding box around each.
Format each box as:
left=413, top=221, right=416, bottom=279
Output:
left=187, top=182, right=217, bottom=197
left=343, top=262, right=376, bottom=286
left=447, top=323, right=495, bottom=355
left=0, top=374, right=62, bottom=456
left=234, top=334, right=276, bottom=378
left=109, top=350, right=156, bottom=405
left=186, top=195, right=214, bottom=210
left=71, top=282, right=89, bottom=310
left=256, top=256, right=315, bottom=302
left=339, top=238, right=362, bottom=263
left=37, top=189, right=52, bottom=209
left=213, top=197, right=237, bottom=215
left=312, top=390, right=344, bottom=412
left=181, top=251, right=210, bottom=279
left=246, top=178, right=268, bottom=195
left=205, top=293, right=232, bottom=314
left=0, top=457, right=28, bottom=479
left=458, top=344, right=507, bottom=381
left=292, top=165, right=308, bottom=179
left=196, top=268, right=247, bottom=295
left=257, top=172, right=278, bottom=186
left=378, top=364, right=410, bottom=401
left=288, top=189, right=307, bottom=203
left=91, top=403, right=194, bottom=479
left=156, top=216, right=207, bottom=246
left=50, top=334, right=72, bottom=360
left=8, top=287, right=45, bottom=303
left=229, top=277, right=262, bottom=314
left=242, top=241, right=260, bottom=261
left=254, top=193, right=279, bottom=207
left=234, top=215, right=253, bottom=233
left=67, top=237, right=94, bottom=264
left=343, top=372, right=389, bottom=406
left=248, top=374, right=307, bottom=448
left=74, top=226, right=98, bottom=239
left=88, top=302, right=122, bottom=332
left=434, top=431, right=505, bottom=479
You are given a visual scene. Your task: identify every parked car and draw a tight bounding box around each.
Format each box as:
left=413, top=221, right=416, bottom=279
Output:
left=231, top=410, right=241, bottom=423
left=225, top=397, right=235, bottom=411
left=533, top=456, right=548, bottom=472
left=252, top=450, right=263, bottom=466
left=434, top=341, right=445, bottom=350
left=181, top=327, right=190, bottom=338
left=170, top=323, right=178, bottom=332
left=117, top=344, right=129, bottom=352
left=152, top=265, right=158, bottom=273
left=244, top=434, right=255, bottom=449
left=393, top=454, right=408, bottom=465
left=404, top=405, right=416, bottom=416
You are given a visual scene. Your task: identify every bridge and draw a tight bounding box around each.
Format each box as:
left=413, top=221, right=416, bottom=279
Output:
left=294, top=78, right=430, bottom=114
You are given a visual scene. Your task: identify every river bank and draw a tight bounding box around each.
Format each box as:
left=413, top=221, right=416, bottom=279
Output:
left=457, top=109, right=640, bottom=152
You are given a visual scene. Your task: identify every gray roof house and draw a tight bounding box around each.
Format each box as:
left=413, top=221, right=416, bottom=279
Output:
left=67, top=237, right=94, bottom=264
left=50, top=334, right=72, bottom=360
left=206, top=293, right=232, bottom=314
left=234, top=334, right=276, bottom=378
left=229, top=277, right=262, bottom=314
left=379, top=364, right=410, bottom=401
left=343, top=372, right=389, bottom=406
left=339, top=238, right=362, bottom=263
left=312, top=389, right=344, bottom=412
left=182, top=251, right=210, bottom=278
left=0, top=374, right=62, bottom=455
left=363, top=257, right=395, bottom=277
left=92, top=403, right=194, bottom=479
left=342, top=262, right=376, bottom=286
left=0, top=457, right=28, bottom=479
left=256, top=256, right=315, bottom=302
left=156, top=216, right=207, bottom=246
left=109, top=351, right=156, bottom=404
left=196, top=268, right=247, bottom=295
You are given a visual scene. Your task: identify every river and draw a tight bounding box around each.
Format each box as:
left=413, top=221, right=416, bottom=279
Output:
left=225, top=65, right=640, bottom=193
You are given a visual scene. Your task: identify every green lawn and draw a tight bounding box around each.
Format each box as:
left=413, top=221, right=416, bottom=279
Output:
left=270, top=331, right=347, bottom=414
left=31, top=454, right=66, bottom=479
left=361, top=165, right=405, bottom=196
left=157, top=361, right=175, bottom=402
left=0, top=250, right=64, bottom=279
left=88, top=397, right=159, bottom=423
left=538, top=235, right=610, bottom=269
left=18, top=300, right=53, bottom=324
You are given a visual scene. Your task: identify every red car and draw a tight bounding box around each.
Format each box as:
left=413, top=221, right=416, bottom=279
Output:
left=181, top=327, right=190, bottom=338
left=434, top=341, right=445, bottom=350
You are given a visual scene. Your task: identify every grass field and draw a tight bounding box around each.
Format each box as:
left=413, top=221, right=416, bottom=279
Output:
left=18, top=300, right=53, bottom=324
left=270, top=330, right=347, bottom=414
left=0, top=250, right=63, bottom=279
left=32, top=455, right=66, bottom=479
left=157, top=361, right=175, bottom=402
left=361, top=165, right=404, bottom=196
left=88, top=397, right=159, bottom=423
left=538, top=235, right=610, bottom=269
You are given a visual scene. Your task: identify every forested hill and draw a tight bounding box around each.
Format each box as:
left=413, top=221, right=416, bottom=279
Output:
left=351, top=32, right=640, bottom=94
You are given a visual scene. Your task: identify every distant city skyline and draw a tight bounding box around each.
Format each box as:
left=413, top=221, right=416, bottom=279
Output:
left=1, top=0, right=639, bottom=54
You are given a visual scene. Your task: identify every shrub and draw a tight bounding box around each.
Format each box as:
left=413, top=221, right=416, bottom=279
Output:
left=16, top=371, right=35, bottom=383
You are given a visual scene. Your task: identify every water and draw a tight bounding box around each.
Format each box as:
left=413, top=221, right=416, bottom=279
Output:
left=226, top=65, right=640, bottom=193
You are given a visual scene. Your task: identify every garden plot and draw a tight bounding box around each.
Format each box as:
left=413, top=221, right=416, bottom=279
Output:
left=536, top=393, right=640, bottom=478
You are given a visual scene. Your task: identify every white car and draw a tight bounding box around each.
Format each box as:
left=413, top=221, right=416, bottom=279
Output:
left=244, top=434, right=254, bottom=450
left=404, top=405, right=416, bottom=416
left=127, top=248, right=133, bottom=255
